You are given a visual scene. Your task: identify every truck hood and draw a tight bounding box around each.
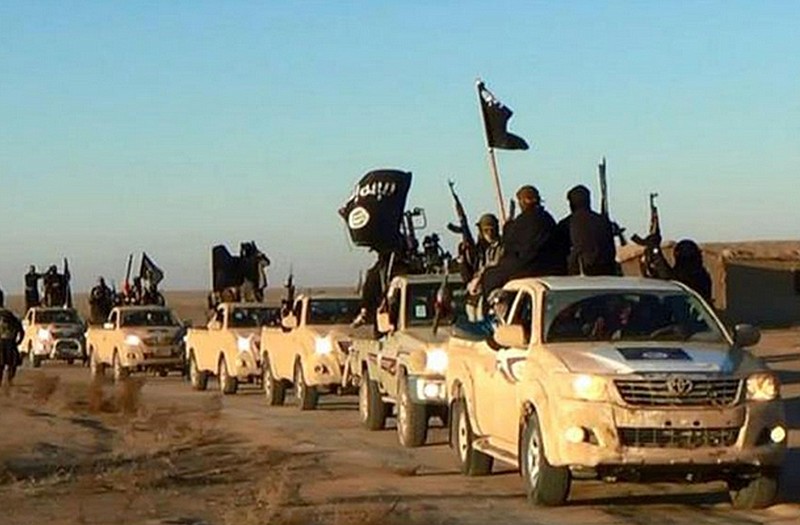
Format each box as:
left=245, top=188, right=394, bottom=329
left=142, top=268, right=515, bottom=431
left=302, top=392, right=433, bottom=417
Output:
left=310, top=325, right=361, bottom=341
left=396, top=327, right=451, bottom=348
left=44, top=323, right=85, bottom=337
left=124, top=326, right=182, bottom=339
left=545, top=341, right=758, bottom=376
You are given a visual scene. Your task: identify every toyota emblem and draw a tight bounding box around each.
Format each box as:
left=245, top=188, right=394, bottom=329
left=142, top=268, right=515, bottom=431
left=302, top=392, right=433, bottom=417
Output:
left=666, top=376, right=694, bottom=396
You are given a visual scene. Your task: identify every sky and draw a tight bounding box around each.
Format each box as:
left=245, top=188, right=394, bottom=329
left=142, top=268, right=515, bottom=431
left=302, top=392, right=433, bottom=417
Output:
left=1, top=1, right=799, bottom=292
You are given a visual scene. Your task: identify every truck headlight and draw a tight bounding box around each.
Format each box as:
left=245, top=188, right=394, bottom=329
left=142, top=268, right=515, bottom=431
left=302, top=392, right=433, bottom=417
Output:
left=37, top=328, right=52, bottom=341
left=425, top=348, right=448, bottom=374
left=746, top=373, right=779, bottom=401
left=571, top=374, right=607, bottom=401
left=124, top=335, right=141, bottom=346
left=237, top=336, right=252, bottom=352
left=315, top=336, right=333, bottom=356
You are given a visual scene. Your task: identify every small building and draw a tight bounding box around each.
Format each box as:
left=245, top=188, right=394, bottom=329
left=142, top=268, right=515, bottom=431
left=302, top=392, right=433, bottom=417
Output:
left=617, top=241, right=800, bottom=328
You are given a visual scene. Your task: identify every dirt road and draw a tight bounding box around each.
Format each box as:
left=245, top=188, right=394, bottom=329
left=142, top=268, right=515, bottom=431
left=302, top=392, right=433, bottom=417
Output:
left=1, top=330, right=798, bottom=525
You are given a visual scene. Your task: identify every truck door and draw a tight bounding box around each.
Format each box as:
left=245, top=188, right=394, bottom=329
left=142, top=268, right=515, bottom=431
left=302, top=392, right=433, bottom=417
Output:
left=489, top=289, right=534, bottom=447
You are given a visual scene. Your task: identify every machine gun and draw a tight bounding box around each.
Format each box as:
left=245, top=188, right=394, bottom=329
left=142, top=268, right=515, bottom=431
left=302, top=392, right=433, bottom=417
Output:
left=598, top=157, right=627, bottom=246
left=445, top=180, right=478, bottom=280
left=631, top=193, right=672, bottom=279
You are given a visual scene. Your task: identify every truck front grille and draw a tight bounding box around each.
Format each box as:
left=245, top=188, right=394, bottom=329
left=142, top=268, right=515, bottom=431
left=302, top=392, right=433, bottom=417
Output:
left=614, top=378, right=741, bottom=407
left=618, top=426, right=740, bottom=448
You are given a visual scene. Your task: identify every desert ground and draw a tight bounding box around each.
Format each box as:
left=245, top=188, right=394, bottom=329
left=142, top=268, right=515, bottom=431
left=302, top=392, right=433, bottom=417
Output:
left=0, top=292, right=798, bottom=525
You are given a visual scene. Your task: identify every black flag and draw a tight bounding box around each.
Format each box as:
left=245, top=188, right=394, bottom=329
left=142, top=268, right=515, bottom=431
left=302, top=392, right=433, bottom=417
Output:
left=477, top=81, right=529, bottom=150
left=140, top=252, right=164, bottom=287
left=338, top=169, right=412, bottom=252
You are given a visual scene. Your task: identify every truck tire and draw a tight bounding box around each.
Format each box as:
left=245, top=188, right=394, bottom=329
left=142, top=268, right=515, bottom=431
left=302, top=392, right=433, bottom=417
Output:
left=218, top=356, right=238, bottom=395
left=521, top=410, right=570, bottom=506
left=451, top=398, right=493, bottom=476
left=358, top=368, right=387, bottom=430
left=89, top=348, right=105, bottom=378
left=262, top=354, right=285, bottom=406
left=728, top=471, right=780, bottom=509
left=28, top=344, right=41, bottom=368
left=112, top=350, right=128, bottom=383
left=294, top=360, right=318, bottom=410
left=396, top=374, right=428, bottom=448
left=189, top=353, right=208, bottom=391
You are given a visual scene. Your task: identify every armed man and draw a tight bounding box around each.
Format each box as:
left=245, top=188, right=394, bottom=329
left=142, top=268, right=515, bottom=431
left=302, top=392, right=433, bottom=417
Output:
left=89, top=277, right=114, bottom=324
left=480, top=185, right=563, bottom=296
left=672, top=239, right=713, bottom=303
left=24, top=265, right=41, bottom=310
left=0, top=296, right=24, bottom=387
left=560, top=184, right=617, bottom=276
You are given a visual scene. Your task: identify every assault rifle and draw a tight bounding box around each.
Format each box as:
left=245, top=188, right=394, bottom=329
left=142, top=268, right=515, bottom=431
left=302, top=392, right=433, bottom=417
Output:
left=445, top=180, right=478, bottom=280
left=598, top=157, right=627, bottom=246
left=632, top=193, right=661, bottom=246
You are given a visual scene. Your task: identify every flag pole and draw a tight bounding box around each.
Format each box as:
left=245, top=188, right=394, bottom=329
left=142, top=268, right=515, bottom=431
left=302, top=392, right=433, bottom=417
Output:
left=486, top=146, right=507, bottom=224
left=476, top=79, right=508, bottom=225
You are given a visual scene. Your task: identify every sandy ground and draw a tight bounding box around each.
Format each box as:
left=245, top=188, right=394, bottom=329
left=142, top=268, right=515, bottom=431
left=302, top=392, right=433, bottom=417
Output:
left=0, top=327, right=798, bottom=525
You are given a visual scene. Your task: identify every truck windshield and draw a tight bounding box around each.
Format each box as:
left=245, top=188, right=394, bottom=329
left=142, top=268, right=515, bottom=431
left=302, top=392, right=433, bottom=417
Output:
left=230, top=307, right=280, bottom=328
left=543, top=289, right=725, bottom=344
left=307, top=299, right=361, bottom=325
left=121, top=310, right=179, bottom=328
left=406, top=282, right=465, bottom=327
left=36, top=310, right=80, bottom=324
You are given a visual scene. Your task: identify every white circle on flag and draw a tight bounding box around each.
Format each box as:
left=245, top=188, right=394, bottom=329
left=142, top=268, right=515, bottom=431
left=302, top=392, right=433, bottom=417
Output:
left=348, top=207, right=370, bottom=230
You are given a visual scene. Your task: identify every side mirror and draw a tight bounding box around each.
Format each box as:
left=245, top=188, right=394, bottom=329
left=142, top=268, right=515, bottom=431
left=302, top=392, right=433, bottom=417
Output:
left=494, top=324, right=527, bottom=349
left=377, top=311, right=395, bottom=334
left=103, top=322, right=114, bottom=330
left=733, top=324, right=761, bottom=348
left=282, top=315, right=298, bottom=330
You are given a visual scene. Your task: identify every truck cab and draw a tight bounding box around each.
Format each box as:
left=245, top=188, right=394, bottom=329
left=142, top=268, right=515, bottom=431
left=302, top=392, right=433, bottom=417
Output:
left=186, top=302, right=280, bottom=394
left=351, top=274, right=464, bottom=447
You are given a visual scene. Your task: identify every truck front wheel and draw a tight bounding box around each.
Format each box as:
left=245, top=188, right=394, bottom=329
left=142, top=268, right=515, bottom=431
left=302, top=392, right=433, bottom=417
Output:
left=728, top=471, right=780, bottom=509
left=521, top=411, right=570, bottom=506
left=89, top=348, right=105, bottom=379
left=294, top=360, right=318, bottom=410
left=262, top=354, right=285, bottom=406
left=358, top=368, right=387, bottom=430
left=396, top=375, right=428, bottom=448
left=218, top=357, right=238, bottom=395
left=112, top=350, right=128, bottom=383
left=189, top=353, right=208, bottom=391
left=451, top=398, right=493, bottom=476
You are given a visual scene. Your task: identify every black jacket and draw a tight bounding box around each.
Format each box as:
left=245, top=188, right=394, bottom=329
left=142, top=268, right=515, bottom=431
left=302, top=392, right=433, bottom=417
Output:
left=483, top=206, right=563, bottom=293
left=566, top=209, right=617, bottom=276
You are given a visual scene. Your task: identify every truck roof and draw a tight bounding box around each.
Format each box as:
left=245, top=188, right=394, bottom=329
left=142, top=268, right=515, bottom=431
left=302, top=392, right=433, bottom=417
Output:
left=296, top=291, right=360, bottom=301
left=512, top=276, right=685, bottom=292
left=112, top=305, right=173, bottom=312
left=394, top=274, right=464, bottom=285
left=29, top=306, right=78, bottom=312
left=218, top=302, right=281, bottom=309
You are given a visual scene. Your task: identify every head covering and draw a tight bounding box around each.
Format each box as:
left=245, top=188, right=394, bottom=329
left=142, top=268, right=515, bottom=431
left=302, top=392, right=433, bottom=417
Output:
left=567, top=185, right=591, bottom=210
left=476, top=213, right=499, bottom=229
left=516, top=185, right=541, bottom=201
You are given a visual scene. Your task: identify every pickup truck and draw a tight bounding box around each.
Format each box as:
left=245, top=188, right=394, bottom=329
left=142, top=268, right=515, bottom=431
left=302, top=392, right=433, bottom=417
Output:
left=87, top=306, right=184, bottom=382
left=446, top=276, right=786, bottom=509
left=19, top=307, right=87, bottom=367
left=350, top=274, right=464, bottom=447
left=259, top=292, right=362, bottom=410
left=185, top=302, right=280, bottom=394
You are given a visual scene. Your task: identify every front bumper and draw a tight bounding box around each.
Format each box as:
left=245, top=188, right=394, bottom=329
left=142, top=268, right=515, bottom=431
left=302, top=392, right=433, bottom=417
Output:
left=32, top=338, right=85, bottom=360
left=544, top=398, right=786, bottom=471
left=408, top=375, right=447, bottom=404
left=232, top=352, right=261, bottom=380
left=124, top=345, right=183, bottom=369
left=304, top=354, right=345, bottom=387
